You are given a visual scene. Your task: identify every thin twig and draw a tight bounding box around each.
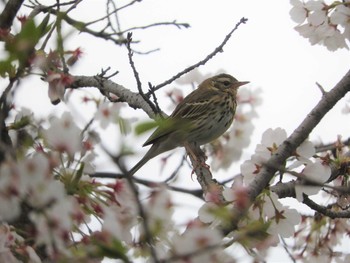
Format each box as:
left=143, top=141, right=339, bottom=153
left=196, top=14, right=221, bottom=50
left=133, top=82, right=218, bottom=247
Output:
left=281, top=238, right=296, bottom=263
left=118, top=20, right=190, bottom=34
left=55, top=4, right=69, bottom=74
left=148, top=82, right=162, bottom=115
left=164, top=154, right=186, bottom=183
left=266, top=163, right=350, bottom=194
left=106, top=0, right=121, bottom=36
left=85, top=0, right=143, bottom=26
left=159, top=241, right=224, bottom=263
left=91, top=172, right=204, bottom=199
left=303, top=194, right=350, bottom=219
left=315, top=138, right=350, bottom=153
left=133, top=48, right=160, bottom=55
left=126, top=32, right=159, bottom=115
left=316, top=82, right=327, bottom=95
left=102, top=150, right=160, bottom=263
left=150, top=17, right=248, bottom=94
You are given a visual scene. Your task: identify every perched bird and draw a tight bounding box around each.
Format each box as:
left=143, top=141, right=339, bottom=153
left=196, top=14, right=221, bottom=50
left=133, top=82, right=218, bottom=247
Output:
left=129, top=73, right=249, bottom=175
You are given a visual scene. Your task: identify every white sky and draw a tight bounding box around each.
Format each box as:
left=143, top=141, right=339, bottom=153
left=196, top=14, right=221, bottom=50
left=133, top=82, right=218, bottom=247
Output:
left=5, top=0, right=350, bottom=262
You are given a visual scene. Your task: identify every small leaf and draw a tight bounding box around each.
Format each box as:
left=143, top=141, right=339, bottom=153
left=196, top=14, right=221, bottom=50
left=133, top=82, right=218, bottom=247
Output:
left=118, top=117, right=131, bottom=136
left=9, top=115, right=31, bottom=130
left=0, top=61, right=16, bottom=77
left=93, top=237, right=129, bottom=261
left=5, top=18, right=42, bottom=64
left=37, top=14, right=51, bottom=37
left=134, top=120, right=158, bottom=135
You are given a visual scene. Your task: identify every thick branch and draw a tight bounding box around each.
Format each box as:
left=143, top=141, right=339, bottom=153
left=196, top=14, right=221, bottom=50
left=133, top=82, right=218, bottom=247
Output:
left=71, top=75, right=160, bottom=118
left=185, top=143, right=225, bottom=202
left=248, top=69, right=350, bottom=202
left=303, top=194, right=350, bottom=219
left=0, top=0, right=24, bottom=29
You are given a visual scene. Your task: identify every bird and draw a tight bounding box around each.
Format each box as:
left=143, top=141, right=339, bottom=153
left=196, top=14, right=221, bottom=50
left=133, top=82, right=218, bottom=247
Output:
left=128, top=73, right=249, bottom=176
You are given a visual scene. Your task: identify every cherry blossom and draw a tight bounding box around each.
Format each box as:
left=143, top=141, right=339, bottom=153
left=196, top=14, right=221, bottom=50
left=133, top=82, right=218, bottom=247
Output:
left=0, top=224, right=24, bottom=263
left=263, top=193, right=301, bottom=238
left=174, top=68, right=205, bottom=85
left=43, top=112, right=82, bottom=156
left=144, top=186, right=174, bottom=238
left=295, top=160, right=331, bottom=201
left=198, top=202, right=221, bottom=224
left=290, top=0, right=308, bottom=23
left=0, top=161, right=21, bottom=221
left=46, top=71, right=74, bottom=104
left=29, top=196, right=81, bottom=257
left=102, top=179, right=138, bottom=243
left=95, top=101, right=122, bottom=129
left=242, top=128, right=287, bottom=186
left=290, top=0, right=350, bottom=50
left=102, top=204, right=135, bottom=244
left=172, top=225, right=227, bottom=263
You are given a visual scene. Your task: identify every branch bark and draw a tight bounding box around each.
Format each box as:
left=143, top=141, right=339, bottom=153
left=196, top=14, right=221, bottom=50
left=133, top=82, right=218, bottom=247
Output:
left=248, top=69, right=350, bottom=202
left=0, top=0, right=24, bottom=29
left=71, top=75, right=160, bottom=119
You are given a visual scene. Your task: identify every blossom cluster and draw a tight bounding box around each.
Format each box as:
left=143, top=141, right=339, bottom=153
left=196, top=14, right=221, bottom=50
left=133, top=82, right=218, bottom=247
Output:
left=290, top=0, right=350, bottom=51
left=1, top=106, right=212, bottom=262
left=293, top=216, right=350, bottom=262
left=241, top=127, right=330, bottom=197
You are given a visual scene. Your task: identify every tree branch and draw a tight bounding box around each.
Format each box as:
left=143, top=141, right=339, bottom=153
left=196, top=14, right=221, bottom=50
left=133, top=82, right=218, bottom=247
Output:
left=185, top=143, right=225, bottom=202
left=0, top=0, right=24, bottom=29
left=303, top=194, right=350, bottom=219
left=126, top=32, right=159, bottom=115
left=70, top=75, right=163, bottom=119
left=248, top=69, right=350, bottom=202
left=92, top=172, right=204, bottom=199
left=150, top=17, right=248, bottom=93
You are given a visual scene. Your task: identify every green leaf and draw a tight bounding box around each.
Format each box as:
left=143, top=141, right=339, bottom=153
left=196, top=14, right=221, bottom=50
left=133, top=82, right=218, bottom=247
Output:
left=37, top=14, right=51, bottom=38
left=0, top=60, right=16, bottom=77
left=94, top=238, right=129, bottom=261
left=134, top=120, right=159, bottom=135
left=5, top=18, right=50, bottom=65
left=9, top=115, right=31, bottom=130
left=118, top=117, right=131, bottom=136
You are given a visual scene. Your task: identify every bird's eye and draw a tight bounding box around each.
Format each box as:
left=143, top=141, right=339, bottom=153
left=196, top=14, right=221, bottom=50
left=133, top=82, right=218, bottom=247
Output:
left=223, top=81, right=231, bottom=87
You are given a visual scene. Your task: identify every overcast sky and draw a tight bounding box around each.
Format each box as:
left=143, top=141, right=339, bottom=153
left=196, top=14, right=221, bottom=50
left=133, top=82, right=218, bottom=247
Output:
left=6, top=1, right=350, bottom=262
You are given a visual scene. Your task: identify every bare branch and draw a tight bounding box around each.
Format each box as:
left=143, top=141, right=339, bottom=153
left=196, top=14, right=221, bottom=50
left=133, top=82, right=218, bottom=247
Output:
left=151, top=17, right=248, bottom=93
left=119, top=20, right=190, bottom=34
left=91, top=172, right=204, bottom=199
left=248, top=69, right=350, bottom=203
left=315, top=137, right=350, bottom=153
left=316, top=82, right=327, bottom=95
left=85, top=0, right=144, bottom=26
left=303, top=194, right=350, bottom=219
left=185, top=143, right=225, bottom=202
left=0, top=0, right=24, bottom=29
left=103, top=150, right=160, bottom=263
left=70, top=74, right=163, bottom=119
left=126, top=33, right=159, bottom=115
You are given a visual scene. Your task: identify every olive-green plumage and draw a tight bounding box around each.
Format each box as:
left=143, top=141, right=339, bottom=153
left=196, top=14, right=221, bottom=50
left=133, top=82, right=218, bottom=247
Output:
left=129, top=73, right=249, bottom=176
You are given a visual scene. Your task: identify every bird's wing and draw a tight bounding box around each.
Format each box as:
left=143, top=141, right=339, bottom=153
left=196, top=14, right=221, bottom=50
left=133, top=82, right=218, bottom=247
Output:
left=171, top=88, right=219, bottom=119
left=143, top=88, right=221, bottom=146
left=142, top=118, right=184, bottom=146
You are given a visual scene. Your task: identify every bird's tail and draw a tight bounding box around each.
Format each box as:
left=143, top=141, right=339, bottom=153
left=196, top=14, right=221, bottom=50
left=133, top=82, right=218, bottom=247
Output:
left=128, top=155, right=150, bottom=176
left=128, top=144, right=158, bottom=176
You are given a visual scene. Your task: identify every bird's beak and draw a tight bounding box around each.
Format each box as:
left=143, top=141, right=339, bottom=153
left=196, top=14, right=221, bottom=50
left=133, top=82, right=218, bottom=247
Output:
left=235, top=81, right=249, bottom=88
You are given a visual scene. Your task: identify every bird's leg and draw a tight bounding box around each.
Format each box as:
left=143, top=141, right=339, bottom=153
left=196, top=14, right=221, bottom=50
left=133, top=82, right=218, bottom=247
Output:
left=184, top=142, right=210, bottom=177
